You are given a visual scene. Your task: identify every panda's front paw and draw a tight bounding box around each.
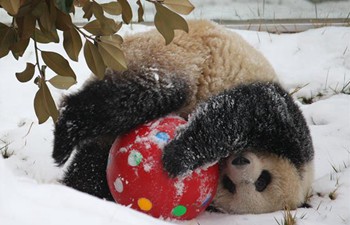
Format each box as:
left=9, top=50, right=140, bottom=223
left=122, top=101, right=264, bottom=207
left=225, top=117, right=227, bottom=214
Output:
left=162, top=142, right=194, bottom=177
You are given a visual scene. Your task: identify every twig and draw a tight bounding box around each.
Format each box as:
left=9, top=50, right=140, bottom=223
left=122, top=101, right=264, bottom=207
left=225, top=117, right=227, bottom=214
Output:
left=145, top=0, right=164, bottom=3
left=33, top=31, right=45, bottom=81
left=23, top=122, right=34, bottom=138
left=74, top=25, right=96, bottom=42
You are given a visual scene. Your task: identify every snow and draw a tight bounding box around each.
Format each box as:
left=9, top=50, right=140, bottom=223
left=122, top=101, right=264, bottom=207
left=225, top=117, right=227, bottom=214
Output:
left=179, top=0, right=350, bottom=20
left=1, top=24, right=350, bottom=225
left=0, top=158, right=171, bottom=225
left=2, top=0, right=349, bottom=23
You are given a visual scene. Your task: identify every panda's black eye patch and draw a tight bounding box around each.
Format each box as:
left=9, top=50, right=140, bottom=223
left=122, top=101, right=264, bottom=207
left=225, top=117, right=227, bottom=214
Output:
left=232, top=156, right=250, bottom=166
left=255, top=170, right=271, bottom=192
left=222, top=175, right=236, bottom=194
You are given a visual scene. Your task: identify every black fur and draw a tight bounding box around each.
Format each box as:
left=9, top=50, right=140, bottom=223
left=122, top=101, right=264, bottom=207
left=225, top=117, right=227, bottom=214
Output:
left=53, top=68, right=190, bottom=198
left=63, top=138, right=114, bottom=200
left=53, top=68, right=190, bottom=166
left=162, top=82, right=314, bottom=177
left=53, top=76, right=313, bottom=200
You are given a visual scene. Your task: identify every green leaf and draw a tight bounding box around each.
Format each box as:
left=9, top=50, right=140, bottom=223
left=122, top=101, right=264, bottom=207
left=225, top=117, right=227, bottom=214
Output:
left=163, top=0, right=195, bottom=15
left=41, top=51, right=76, bottom=79
left=0, top=0, right=20, bottom=15
left=63, top=27, right=82, bottom=61
left=136, top=0, right=144, bottom=22
left=49, top=75, right=77, bottom=90
left=84, top=40, right=106, bottom=79
left=98, top=41, right=127, bottom=71
left=101, top=2, right=122, bottom=15
left=154, top=3, right=189, bottom=45
left=118, top=0, right=132, bottom=24
left=16, top=63, right=35, bottom=82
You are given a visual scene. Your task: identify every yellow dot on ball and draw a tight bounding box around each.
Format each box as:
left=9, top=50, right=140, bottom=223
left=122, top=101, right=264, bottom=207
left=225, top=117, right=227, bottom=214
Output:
left=138, top=198, right=153, bottom=211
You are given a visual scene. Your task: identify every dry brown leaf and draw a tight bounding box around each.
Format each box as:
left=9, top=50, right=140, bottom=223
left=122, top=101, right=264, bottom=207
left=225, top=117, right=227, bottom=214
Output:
left=154, top=3, right=189, bottom=45
left=63, top=27, right=83, bottom=61
left=41, top=51, right=77, bottom=79
left=163, top=0, right=194, bottom=15
left=84, top=40, right=106, bottom=79
left=16, top=63, right=35, bottom=83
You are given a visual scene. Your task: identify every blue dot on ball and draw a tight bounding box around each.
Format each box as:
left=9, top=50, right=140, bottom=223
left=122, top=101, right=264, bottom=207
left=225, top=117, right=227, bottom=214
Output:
left=155, top=132, right=170, bottom=142
left=201, top=194, right=212, bottom=207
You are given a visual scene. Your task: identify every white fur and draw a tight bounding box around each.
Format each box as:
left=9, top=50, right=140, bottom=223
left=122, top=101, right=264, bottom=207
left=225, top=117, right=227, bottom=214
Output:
left=213, top=152, right=314, bottom=214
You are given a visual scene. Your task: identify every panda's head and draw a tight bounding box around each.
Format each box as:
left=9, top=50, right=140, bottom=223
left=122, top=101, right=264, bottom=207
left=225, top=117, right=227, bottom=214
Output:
left=212, top=150, right=314, bottom=214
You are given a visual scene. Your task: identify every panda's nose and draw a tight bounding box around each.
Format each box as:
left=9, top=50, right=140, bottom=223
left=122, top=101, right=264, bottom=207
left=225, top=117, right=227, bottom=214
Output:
left=232, top=156, right=250, bottom=166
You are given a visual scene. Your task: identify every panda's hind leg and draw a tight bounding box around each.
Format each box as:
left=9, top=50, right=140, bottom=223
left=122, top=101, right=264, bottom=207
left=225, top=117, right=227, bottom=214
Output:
left=63, top=138, right=114, bottom=201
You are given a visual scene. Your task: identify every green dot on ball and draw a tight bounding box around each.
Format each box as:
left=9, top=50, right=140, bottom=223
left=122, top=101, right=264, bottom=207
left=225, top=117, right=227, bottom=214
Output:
left=172, top=205, right=187, bottom=217
left=128, top=150, right=143, bottom=166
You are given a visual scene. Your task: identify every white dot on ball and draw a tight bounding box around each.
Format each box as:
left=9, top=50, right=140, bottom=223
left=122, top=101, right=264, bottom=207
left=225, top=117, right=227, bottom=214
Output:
left=128, top=150, right=143, bottom=166
left=114, top=178, right=123, bottom=193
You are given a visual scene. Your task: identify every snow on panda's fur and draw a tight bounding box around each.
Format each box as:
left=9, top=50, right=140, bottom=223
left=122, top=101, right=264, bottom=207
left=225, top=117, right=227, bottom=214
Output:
left=163, top=82, right=314, bottom=213
left=52, top=20, right=314, bottom=214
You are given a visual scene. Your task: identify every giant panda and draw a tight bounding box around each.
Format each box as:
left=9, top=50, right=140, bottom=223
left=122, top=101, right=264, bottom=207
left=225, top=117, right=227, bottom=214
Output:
left=52, top=20, right=314, bottom=214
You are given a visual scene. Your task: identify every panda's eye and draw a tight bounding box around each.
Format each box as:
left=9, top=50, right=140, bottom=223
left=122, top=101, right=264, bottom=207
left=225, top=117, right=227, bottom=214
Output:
left=255, top=170, right=271, bottom=192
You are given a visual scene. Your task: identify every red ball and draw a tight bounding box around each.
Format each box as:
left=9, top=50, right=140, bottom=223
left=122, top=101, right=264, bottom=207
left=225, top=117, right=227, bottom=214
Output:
left=106, top=116, right=219, bottom=220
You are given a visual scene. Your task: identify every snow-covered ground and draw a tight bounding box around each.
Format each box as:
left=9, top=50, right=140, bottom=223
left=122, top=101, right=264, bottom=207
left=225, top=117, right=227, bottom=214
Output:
left=1, top=24, right=350, bottom=225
